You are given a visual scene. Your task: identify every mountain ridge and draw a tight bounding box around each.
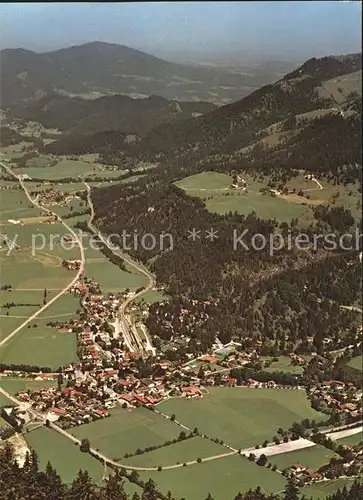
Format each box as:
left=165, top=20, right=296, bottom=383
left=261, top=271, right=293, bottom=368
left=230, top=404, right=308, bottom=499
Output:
left=0, top=41, right=283, bottom=106
left=6, top=93, right=217, bottom=136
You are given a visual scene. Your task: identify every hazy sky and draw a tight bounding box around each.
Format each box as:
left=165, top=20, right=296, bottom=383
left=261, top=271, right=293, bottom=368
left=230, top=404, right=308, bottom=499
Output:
left=0, top=2, right=361, bottom=62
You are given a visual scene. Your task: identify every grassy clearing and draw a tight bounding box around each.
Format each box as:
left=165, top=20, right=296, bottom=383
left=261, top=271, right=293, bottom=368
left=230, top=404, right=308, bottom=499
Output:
left=318, top=70, right=362, bottom=104
left=0, top=142, right=33, bottom=157
left=176, top=171, right=307, bottom=223
left=25, top=427, right=110, bottom=485
left=302, top=478, right=359, bottom=500
left=139, top=455, right=286, bottom=500
left=269, top=445, right=338, bottom=472
left=87, top=174, right=147, bottom=189
left=261, top=356, right=309, bottom=374
left=124, top=436, right=226, bottom=468
left=71, top=407, right=181, bottom=459
left=0, top=416, right=9, bottom=427
left=82, top=234, right=147, bottom=293
left=205, top=191, right=306, bottom=221
left=334, top=433, right=363, bottom=447
left=15, top=159, right=96, bottom=180
left=347, top=356, right=362, bottom=372
left=159, top=388, right=327, bottom=450
left=175, top=171, right=232, bottom=191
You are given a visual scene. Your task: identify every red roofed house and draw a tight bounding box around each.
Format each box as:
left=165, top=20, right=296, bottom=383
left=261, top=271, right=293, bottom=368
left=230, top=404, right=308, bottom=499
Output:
left=182, top=386, right=202, bottom=398
left=50, top=407, right=67, bottom=416
left=134, top=395, right=149, bottom=405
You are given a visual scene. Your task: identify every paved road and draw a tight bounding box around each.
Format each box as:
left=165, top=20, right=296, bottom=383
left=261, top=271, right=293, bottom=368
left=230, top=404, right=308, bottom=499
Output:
left=305, top=177, right=324, bottom=191
left=85, top=182, right=155, bottom=357
left=0, top=162, right=85, bottom=347
left=1, top=383, right=362, bottom=471
left=244, top=425, right=363, bottom=459
left=326, top=426, right=363, bottom=441
left=340, top=305, right=363, bottom=314
left=0, top=385, right=237, bottom=471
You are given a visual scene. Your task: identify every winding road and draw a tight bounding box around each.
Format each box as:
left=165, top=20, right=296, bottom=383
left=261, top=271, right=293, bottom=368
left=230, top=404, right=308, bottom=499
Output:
left=1, top=167, right=361, bottom=474
left=1, top=384, right=362, bottom=472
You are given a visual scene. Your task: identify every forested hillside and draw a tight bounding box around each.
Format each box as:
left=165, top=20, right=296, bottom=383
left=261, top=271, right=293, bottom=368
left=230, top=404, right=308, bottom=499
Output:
left=0, top=444, right=362, bottom=500
left=7, top=94, right=216, bottom=137
left=89, top=53, right=362, bottom=360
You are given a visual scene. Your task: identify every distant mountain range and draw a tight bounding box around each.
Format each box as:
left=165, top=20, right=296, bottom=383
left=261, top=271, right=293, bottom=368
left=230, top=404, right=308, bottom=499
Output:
left=40, top=53, right=361, bottom=173
left=0, top=41, right=291, bottom=106
left=138, top=53, right=362, bottom=158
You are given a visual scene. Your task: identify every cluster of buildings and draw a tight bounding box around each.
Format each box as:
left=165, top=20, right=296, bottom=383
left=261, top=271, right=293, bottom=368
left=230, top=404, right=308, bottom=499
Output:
left=62, top=259, right=82, bottom=270
left=310, top=380, right=363, bottom=420
left=13, top=365, right=205, bottom=428
left=231, top=173, right=247, bottom=190
left=289, top=353, right=307, bottom=366
left=16, top=385, right=111, bottom=427
left=36, top=188, right=80, bottom=210
left=288, top=463, right=324, bottom=483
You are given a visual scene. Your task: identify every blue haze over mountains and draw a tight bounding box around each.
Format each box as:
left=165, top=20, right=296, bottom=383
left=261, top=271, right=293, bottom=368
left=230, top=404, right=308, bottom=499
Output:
left=0, top=2, right=361, bottom=64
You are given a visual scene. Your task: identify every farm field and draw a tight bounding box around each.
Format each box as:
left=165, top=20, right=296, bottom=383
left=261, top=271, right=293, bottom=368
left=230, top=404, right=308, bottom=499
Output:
left=261, top=356, right=307, bottom=374
left=37, top=293, right=80, bottom=318
left=269, top=445, right=338, bottom=472
left=0, top=216, right=82, bottom=292
left=175, top=171, right=232, bottom=191
left=0, top=246, right=76, bottom=290
left=136, top=290, right=169, bottom=304
left=0, top=416, right=9, bottom=427
left=25, top=427, right=110, bottom=485
left=139, top=455, right=286, bottom=500
left=0, top=185, right=37, bottom=221
left=175, top=171, right=307, bottom=223
left=124, top=436, right=226, bottom=468
left=0, top=322, right=78, bottom=368
left=334, top=433, right=363, bottom=447
left=71, top=407, right=181, bottom=459
left=347, top=356, right=363, bottom=371
left=0, top=289, right=44, bottom=310
left=89, top=174, right=147, bottom=189
left=82, top=234, right=147, bottom=293
left=0, top=391, right=12, bottom=406
left=0, top=290, right=46, bottom=341
left=159, top=388, right=327, bottom=450
left=205, top=190, right=306, bottom=221
left=0, top=142, right=33, bottom=156
left=0, top=377, right=56, bottom=395
left=14, top=158, right=97, bottom=180
left=0, top=295, right=79, bottom=368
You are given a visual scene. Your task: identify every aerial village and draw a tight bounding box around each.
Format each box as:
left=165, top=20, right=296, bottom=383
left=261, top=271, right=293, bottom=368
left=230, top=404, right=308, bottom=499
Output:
left=1, top=265, right=362, bottom=486
left=1, top=272, right=361, bottom=436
